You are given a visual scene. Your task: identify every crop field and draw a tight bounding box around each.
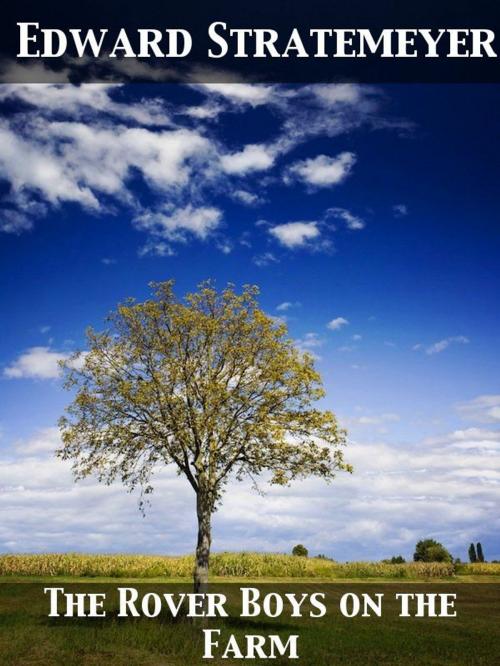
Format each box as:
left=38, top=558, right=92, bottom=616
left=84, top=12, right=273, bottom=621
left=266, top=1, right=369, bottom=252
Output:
left=1, top=552, right=499, bottom=580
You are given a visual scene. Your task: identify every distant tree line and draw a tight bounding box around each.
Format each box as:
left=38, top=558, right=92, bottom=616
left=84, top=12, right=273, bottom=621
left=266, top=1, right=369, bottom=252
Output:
left=292, top=539, right=489, bottom=563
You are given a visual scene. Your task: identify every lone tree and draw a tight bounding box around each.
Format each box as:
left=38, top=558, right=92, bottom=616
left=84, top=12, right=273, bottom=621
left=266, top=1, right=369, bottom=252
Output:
left=476, top=542, right=485, bottom=563
left=58, top=281, right=350, bottom=592
left=413, top=538, right=452, bottom=563
left=469, top=543, right=478, bottom=563
left=292, top=544, right=308, bottom=557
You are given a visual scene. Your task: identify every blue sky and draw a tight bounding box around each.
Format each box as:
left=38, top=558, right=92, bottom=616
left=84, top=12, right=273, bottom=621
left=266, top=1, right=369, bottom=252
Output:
left=0, top=81, right=499, bottom=561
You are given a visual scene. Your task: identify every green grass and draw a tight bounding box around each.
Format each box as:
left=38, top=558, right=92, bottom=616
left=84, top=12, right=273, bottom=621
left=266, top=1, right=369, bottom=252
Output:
left=0, top=580, right=498, bottom=665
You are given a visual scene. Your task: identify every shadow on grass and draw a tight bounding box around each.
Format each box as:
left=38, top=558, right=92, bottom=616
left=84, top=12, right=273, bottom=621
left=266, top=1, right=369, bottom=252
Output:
left=43, top=608, right=193, bottom=629
left=41, top=607, right=296, bottom=633
left=222, top=615, right=297, bottom=632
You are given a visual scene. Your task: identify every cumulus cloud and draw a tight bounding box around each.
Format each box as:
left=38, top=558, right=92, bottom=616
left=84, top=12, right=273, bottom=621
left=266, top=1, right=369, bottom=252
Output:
left=456, top=395, right=500, bottom=424
left=3, top=347, right=85, bottom=380
left=0, top=81, right=395, bottom=255
left=3, top=347, right=70, bottom=379
left=220, top=143, right=276, bottom=175
left=327, top=317, right=349, bottom=331
left=286, top=152, right=356, bottom=188
left=1, top=423, right=499, bottom=560
left=268, top=221, right=320, bottom=249
left=134, top=204, right=223, bottom=248
left=0, top=120, right=213, bottom=211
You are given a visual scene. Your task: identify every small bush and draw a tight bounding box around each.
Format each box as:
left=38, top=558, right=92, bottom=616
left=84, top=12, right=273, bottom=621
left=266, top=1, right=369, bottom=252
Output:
left=292, top=544, right=308, bottom=558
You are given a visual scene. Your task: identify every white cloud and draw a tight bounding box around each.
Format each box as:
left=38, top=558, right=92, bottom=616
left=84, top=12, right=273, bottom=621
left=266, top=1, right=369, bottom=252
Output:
left=134, top=205, right=223, bottom=248
left=220, top=143, right=276, bottom=175
left=216, top=239, right=233, bottom=255
left=294, top=332, right=323, bottom=360
left=425, top=336, right=470, bottom=355
left=1, top=422, right=498, bottom=560
left=0, top=83, right=172, bottom=126
left=0, top=125, right=99, bottom=209
left=197, top=83, right=276, bottom=107
left=253, top=252, right=279, bottom=267
left=296, top=332, right=323, bottom=349
left=310, top=84, right=367, bottom=107
left=268, top=221, right=320, bottom=249
left=456, top=395, right=500, bottom=424
left=424, top=427, right=500, bottom=447
left=3, top=347, right=70, bottom=379
left=0, top=209, right=34, bottom=234
left=0, top=81, right=399, bottom=257
left=286, top=152, right=356, bottom=188
left=15, top=427, right=61, bottom=455
left=138, top=240, right=176, bottom=258
left=326, top=207, right=365, bottom=230
left=327, top=317, right=349, bottom=331
left=4, top=347, right=86, bottom=380
left=0, top=121, right=212, bottom=211
left=231, top=190, right=263, bottom=206
left=276, top=301, right=301, bottom=312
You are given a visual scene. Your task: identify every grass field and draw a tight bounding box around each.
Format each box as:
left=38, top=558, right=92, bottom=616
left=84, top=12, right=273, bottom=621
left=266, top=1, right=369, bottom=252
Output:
left=0, top=554, right=498, bottom=664
left=0, top=580, right=499, bottom=665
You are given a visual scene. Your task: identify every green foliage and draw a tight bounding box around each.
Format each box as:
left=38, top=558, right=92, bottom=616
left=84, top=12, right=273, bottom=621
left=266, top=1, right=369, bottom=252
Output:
left=413, top=539, right=452, bottom=563
left=469, top=543, right=477, bottom=563
left=292, top=544, right=308, bottom=557
left=477, top=542, right=485, bottom=563
left=58, top=280, right=350, bottom=508
left=383, top=555, right=406, bottom=564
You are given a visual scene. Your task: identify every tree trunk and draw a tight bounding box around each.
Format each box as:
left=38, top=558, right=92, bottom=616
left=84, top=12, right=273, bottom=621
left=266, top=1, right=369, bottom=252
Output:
left=194, top=489, right=212, bottom=594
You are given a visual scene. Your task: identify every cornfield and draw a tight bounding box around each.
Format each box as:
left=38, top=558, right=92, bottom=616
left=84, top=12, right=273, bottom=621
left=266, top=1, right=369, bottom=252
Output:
left=455, top=562, right=500, bottom=576
left=0, top=552, right=463, bottom=579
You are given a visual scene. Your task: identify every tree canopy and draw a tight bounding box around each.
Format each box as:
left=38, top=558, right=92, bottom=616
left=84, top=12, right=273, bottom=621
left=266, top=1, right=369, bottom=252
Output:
left=58, top=280, right=350, bottom=589
left=413, top=539, right=452, bottom=563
